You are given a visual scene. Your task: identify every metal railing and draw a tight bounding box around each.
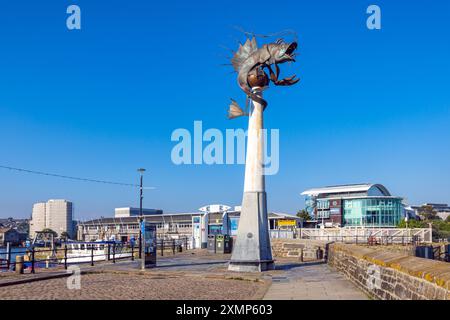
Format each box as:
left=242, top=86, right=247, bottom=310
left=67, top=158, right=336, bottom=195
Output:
left=157, top=237, right=191, bottom=256
left=0, top=243, right=135, bottom=273
left=0, top=237, right=192, bottom=274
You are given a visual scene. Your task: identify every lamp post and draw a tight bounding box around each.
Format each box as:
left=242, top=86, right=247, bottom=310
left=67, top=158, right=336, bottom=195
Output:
left=137, top=168, right=146, bottom=259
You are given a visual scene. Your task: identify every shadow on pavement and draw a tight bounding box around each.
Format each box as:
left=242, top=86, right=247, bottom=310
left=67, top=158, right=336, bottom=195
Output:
left=155, top=260, right=229, bottom=269
left=274, top=260, right=326, bottom=271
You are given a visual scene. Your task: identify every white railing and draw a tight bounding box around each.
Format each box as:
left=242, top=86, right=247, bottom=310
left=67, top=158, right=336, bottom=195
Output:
left=297, top=227, right=432, bottom=244
left=270, top=230, right=295, bottom=239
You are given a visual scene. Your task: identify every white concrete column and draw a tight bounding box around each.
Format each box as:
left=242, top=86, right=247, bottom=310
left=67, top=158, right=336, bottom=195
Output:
left=243, top=87, right=265, bottom=192
left=228, top=87, right=274, bottom=272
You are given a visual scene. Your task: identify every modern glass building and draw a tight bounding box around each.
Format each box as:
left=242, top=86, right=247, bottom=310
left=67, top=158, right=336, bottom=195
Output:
left=342, top=197, right=403, bottom=227
left=301, top=184, right=404, bottom=227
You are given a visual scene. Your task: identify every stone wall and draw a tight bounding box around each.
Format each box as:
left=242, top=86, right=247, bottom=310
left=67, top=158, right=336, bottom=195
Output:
left=328, top=243, right=450, bottom=300
left=271, top=239, right=331, bottom=261
left=355, top=243, right=449, bottom=261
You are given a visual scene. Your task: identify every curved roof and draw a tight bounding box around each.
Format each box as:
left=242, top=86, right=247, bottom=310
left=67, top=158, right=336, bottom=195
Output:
left=301, top=183, right=391, bottom=197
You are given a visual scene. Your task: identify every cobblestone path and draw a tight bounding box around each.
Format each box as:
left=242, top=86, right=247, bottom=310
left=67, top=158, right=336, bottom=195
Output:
left=0, top=272, right=262, bottom=300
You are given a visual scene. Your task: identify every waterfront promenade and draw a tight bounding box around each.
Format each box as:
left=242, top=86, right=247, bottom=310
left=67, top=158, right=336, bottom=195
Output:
left=0, top=249, right=367, bottom=300
left=263, top=262, right=368, bottom=300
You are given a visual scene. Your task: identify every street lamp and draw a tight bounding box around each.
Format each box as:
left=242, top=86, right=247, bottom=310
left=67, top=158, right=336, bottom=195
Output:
left=137, top=168, right=146, bottom=259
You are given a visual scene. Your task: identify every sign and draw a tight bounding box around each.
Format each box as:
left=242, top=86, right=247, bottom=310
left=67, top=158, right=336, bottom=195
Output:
left=140, top=220, right=157, bottom=269
left=277, top=219, right=297, bottom=227
left=198, top=204, right=231, bottom=213
left=192, top=216, right=201, bottom=248
left=229, top=217, right=240, bottom=236
left=330, top=208, right=341, bottom=215
left=330, top=199, right=341, bottom=208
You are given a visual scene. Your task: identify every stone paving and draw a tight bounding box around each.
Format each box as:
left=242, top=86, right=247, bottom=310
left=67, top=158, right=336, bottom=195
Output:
left=0, top=251, right=268, bottom=300
left=0, top=250, right=368, bottom=300
left=0, top=272, right=263, bottom=300
left=263, top=261, right=368, bottom=300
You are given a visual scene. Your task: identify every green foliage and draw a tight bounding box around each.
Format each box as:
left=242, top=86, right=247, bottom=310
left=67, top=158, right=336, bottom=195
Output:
left=397, top=217, right=450, bottom=240
left=60, top=231, right=70, bottom=240
left=41, top=228, right=58, bottom=238
left=432, top=220, right=450, bottom=232
left=296, top=209, right=312, bottom=221
left=446, top=215, right=450, bottom=223
left=432, top=221, right=450, bottom=240
left=418, top=205, right=440, bottom=220
left=397, top=219, right=428, bottom=228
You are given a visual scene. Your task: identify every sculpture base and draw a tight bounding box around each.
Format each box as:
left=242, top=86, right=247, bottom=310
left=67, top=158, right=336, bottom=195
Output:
left=228, top=260, right=274, bottom=272
left=228, top=191, right=274, bottom=272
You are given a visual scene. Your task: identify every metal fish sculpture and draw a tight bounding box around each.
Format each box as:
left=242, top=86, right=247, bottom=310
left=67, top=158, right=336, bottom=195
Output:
left=228, top=37, right=300, bottom=119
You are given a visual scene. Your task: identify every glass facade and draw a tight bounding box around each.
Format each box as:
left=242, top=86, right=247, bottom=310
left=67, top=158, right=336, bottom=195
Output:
left=343, top=198, right=403, bottom=227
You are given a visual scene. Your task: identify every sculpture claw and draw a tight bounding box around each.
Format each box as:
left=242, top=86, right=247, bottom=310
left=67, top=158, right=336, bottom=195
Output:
left=273, top=75, right=299, bottom=86
left=267, top=64, right=299, bottom=86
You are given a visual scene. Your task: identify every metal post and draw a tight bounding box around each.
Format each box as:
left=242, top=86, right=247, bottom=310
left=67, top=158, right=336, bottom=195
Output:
left=107, top=244, right=111, bottom=261
left=172, top=239, right=176, bottom=255
left=160, top=239, right=164, bottom=257
left=137, top=168, right=145, bottom=259
left=113, top=243, right=116, bottom=263
left=131, top=243, right=134, bottom=261
left=139, top=219, right=142, bottom=259
left=6, top=242, right=11, bottom=269
left=91, top=245, right=94, bottom=266
left=64, top=245, right=68, bottom=269
left=31, top=247, right=35, bottom=274
left=185, top=237, right=188, bottom=251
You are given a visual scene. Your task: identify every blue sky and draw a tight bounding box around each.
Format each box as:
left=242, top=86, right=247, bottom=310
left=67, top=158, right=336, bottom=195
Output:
left=0, top=1, right=449, bottom=219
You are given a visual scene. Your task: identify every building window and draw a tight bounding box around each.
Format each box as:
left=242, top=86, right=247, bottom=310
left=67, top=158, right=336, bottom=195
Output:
left=317, top=200, right=330, bottom=210
left=342, top=198, right=402, bottom=227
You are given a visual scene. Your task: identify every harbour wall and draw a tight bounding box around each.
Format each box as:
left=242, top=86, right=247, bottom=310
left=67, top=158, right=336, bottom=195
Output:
left=327, top=243, right=450, bottom=300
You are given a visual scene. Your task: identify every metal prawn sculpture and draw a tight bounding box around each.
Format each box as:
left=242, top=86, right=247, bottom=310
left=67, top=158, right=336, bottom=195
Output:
left=227, top=36, right=300, bottom=119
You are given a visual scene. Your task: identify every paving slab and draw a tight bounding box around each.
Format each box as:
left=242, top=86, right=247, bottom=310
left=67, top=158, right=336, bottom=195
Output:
left=264, top=261, right=368, bottom=300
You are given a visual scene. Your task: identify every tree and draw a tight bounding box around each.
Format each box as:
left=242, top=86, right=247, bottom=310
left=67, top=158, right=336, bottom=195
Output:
left=41, top=228, right=58, bottom=239
left=431, top=220, right=450, bottom=241
left=418, top=205, right=439, bottom=220
left=296, top=209, right=312, bottom=221
left=60, top=231, right=70, bottom=240
left=397, top=219, right=427, bottom=229
left=446, top=215, right=450, bottom=223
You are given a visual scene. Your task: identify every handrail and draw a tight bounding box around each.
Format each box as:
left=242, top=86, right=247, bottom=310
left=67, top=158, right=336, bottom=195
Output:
left=0, top=236, right=192, bottom=273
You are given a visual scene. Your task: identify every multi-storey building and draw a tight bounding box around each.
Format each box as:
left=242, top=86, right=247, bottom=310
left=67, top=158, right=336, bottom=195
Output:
left=29, top=199, right=74, bottom=239
left=301, top=183, right=404, bottom=228
left=29, top=202, right=46, bottom=237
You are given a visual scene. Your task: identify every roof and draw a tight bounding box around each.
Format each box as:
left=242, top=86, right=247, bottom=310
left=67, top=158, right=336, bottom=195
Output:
left=268, top=212, right=300, bottom=219
left=301, top=183, right=391, bottom=197
left=82, top=212, right=203, bottom=224
left=80, top=211, right=301, bottom=225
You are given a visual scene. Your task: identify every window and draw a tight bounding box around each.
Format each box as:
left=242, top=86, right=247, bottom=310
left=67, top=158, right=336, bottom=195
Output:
left=317, top=210, right=330, bottom=219
left=317, top=200, right=330, bottom=209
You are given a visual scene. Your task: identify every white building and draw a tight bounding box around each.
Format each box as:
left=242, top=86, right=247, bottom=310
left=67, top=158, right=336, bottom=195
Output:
left=29, top=199, right=74, bottom=239
left=77, top=204, right=300, bottom=247
left=29, top=202, right=46, bottom=237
